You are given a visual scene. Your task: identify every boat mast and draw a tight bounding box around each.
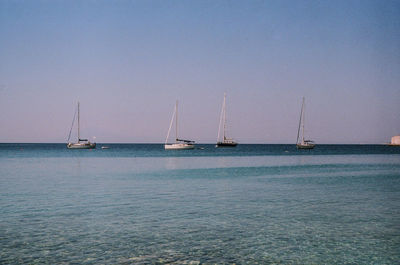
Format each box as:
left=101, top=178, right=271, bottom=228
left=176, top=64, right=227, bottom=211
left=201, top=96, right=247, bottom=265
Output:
left=217, top=93, right=224, bottom=143
left=296, top=98, right=302, bottom=144
left=301, top=97, right=305, bottom=144
left=175, top=100, right=178, bottom=142
left=223, top=93, right=227, bottom=140
left=78, top=101, right=80, bottom=141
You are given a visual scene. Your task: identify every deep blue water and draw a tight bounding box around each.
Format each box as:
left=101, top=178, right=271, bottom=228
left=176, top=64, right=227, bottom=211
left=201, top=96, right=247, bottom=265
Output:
left=1, top=144, right=399, bottom=264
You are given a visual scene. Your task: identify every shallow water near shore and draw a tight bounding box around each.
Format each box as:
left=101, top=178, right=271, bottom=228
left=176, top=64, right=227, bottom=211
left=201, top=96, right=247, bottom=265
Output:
left=1, top=144, right=399, bottom=264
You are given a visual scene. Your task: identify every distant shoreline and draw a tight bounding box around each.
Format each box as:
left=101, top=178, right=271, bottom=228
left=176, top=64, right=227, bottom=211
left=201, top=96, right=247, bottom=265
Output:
left=0, top=142, right=398, bottom=145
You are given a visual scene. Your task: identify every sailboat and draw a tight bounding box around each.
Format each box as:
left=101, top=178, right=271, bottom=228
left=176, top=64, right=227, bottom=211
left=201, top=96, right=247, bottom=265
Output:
left=216, top=93, right=238, bottom=147
left=164, top=101, right=195, bottom=150
left=67, top=102, right=96, bottom=149
left=296, top=97, right=315, bottom=149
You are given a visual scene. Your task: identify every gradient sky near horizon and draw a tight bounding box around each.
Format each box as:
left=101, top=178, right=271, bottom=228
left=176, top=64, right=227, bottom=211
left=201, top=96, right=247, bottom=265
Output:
left=0, top=0, right=399, bottom=143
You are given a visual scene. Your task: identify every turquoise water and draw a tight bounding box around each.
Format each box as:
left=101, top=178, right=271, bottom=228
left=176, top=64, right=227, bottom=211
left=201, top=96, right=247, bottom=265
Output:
left=1, top=144, right=399, bottom=264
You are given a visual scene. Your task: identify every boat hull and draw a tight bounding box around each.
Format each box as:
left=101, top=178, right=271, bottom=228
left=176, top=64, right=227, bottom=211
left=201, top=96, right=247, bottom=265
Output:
left=165, top=143, right=195, bottom=150
left=216, top=141, right=238, bottom=147
left=296, top=143, right=315, bottom=149
left=67, top=143, right=96, bottom=149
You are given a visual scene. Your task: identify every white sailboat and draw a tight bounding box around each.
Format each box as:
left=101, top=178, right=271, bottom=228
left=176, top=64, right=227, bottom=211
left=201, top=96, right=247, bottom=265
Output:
left=164, top=101, right=195, bottom=150
left=67, top=102, right=96, bottom=149
left=216, top=93, right=237, bottom=147
left=296, top=97, right=315, bottom=149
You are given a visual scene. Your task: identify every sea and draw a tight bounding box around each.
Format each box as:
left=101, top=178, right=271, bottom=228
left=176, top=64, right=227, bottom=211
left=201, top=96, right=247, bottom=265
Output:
left=0, top=143, right=399, bottom=264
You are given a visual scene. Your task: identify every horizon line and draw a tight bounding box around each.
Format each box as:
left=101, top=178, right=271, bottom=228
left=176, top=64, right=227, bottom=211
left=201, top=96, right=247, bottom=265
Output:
left=0, top=142, right=393, bottom=145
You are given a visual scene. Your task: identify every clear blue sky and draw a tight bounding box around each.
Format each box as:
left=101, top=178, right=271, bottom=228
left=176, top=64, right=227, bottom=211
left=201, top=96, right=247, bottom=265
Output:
left=0, top=0, right=399, bottom=143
